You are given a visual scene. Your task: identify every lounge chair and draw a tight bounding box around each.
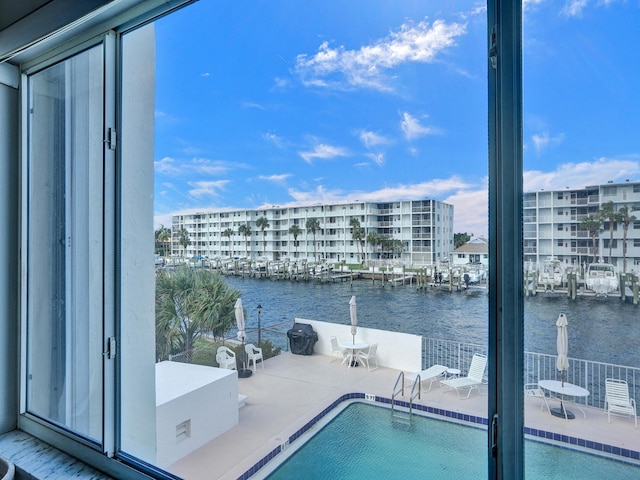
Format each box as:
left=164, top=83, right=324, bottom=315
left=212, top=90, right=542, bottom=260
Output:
left=216, top=346, right=236, bottom=370
left=245, top=343, right=264, bottom=371
left=329, top=336, right=348, bottom=363
left=440, top=353, right=487, bottom=399
left=406, top=364, right=448, bottom=393
left=355, top=343, right=378, bottom=371
left=605, top=378, right=637, bottom=428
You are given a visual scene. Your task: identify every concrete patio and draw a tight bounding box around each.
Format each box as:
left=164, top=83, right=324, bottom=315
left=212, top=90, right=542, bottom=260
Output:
left=168, top=352, right=640, bottom=480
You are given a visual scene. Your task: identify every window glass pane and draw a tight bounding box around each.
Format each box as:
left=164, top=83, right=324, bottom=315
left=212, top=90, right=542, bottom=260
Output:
left=524, top=2, right=640, bottom=477
left=122, top=1, right=489, bottom=476
left=26, top=45, right=104, bottom=442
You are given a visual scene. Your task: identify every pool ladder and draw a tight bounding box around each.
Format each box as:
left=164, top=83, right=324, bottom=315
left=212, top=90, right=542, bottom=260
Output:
left=391, top=371, right=420, bottom=424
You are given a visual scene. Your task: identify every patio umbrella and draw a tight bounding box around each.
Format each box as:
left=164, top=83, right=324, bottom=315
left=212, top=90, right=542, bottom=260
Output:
left=235, top=298, right=246, bottom=343
left=349, top=295, right=358, bottom=344
left=556, top=313, right=569, bottom=387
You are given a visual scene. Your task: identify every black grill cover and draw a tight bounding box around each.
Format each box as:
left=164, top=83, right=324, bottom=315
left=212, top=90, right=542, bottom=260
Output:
left=287, top=323, right=318, bottom=355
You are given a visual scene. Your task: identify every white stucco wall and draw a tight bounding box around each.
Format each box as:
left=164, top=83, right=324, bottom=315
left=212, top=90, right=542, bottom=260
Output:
left=294, top=318, right=422, bottom=372
left=156, top=362, right=238, bottom=469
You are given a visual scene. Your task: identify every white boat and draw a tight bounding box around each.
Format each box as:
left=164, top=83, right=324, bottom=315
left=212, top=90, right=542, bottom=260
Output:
left=462, top=264, right=486, bottom=285
left=537, top=257, right=564, bottom=292
left=585, top=262, right=619, bottom=295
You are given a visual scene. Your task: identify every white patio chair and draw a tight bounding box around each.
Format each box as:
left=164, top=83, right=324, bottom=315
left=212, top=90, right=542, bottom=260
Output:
left=216, top=346, right=236, bottom=370
left=605, top=378, right=637, bottom=428
left=245, top=343, right=264, bottom=371
left=329, top=336, right=348, bottom=363
left=355, top=343, right=378, bottom=371
left=524, top=383, right=549, bottom=412
left=440, top=353, right=487, bottom=399
left=406, top=364, right=448, bottom=393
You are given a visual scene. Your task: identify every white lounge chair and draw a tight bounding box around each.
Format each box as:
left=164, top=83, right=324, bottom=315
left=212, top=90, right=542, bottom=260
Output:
left=245, top=343, right=264, bottom=371
left=406, top=365, right=448, bottom=393
left=216, top=346, right=236, bottom=370
left=329, top=336, right=348, bottom=363
left=355, top=343, right=378, bottom=371
left=440, top=353, right=487, bottom=399
left=605, top=378, right=637, bottom=428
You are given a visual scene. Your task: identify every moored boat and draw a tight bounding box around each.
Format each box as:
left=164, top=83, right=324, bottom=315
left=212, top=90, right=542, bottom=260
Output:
left=585, top=262, right=618, bottom=295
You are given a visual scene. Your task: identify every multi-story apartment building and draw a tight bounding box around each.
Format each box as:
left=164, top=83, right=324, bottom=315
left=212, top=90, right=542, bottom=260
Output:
left=171, top=200, right=454, bottom=266
left=523, top=181, right=640, bottom=271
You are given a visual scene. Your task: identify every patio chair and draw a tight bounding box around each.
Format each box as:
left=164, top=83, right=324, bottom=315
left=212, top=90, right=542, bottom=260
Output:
left=355, top=343, right=378, bottom=371
left=216, top=346, right=236, bottom=370
left=605, top=378, right=637, bottom=428
left=406, top=364, right=448, bottom=393
left=524, top=383, right=550, bottom=412
left=440, top=353, right=487, bottom=399
left=329, top=336, right=348, bottom=363
left=245, top=343, right=264, bottom=371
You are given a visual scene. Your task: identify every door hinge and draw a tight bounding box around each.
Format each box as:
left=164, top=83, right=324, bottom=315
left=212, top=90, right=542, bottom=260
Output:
left=104, top=336, right=116, bottom=360
left=106, top=128, right=117, bottom=150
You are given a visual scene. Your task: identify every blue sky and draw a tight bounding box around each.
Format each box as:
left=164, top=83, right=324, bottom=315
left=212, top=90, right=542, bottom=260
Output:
left=152, top=0, right=640, bottom=238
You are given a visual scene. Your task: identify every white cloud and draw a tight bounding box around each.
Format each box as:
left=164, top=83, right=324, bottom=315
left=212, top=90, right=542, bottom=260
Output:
left=294, top=19, right=467, bottom=91
left=257, top=173, right=292, bottom=184
left=443, top=185, right=488, bottom=238
left=188, top=180, right=230, bottom=198
left=524, top=157, right=640, bottom=191
left=154, top=157, right=180, bottom=175
left=531, top=131, right=565, bottom=153
left=561, top=0, right=589, bottom=16
left=401, top=112, right=438, bottom=140
left=263, top=132, right=285, bottom=148
left=299, top=144, right=349, bottom=163
left=365, top=153, right=385, bottom=166
left=359, top=130, right=389, bottom=149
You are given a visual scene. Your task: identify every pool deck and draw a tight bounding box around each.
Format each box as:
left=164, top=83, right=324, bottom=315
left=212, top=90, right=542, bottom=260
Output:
left=168, top=352, right=640, bottom=480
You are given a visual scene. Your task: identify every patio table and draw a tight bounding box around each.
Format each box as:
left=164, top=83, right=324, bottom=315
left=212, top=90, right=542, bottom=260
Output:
left=339, top=341, right=369, bottom=368
left=539, top=379, right=589, bottom=421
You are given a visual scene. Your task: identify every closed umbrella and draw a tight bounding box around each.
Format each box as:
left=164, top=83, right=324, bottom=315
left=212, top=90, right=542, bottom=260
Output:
left=235, top=298, right=251, bottom=376
left=235, top=298, right=246, bottom=342
left=556, top=313, right=569, bottom=386
left=553, top=312, right=572, bottom=418
left=349, top=295, right=358, bottom=344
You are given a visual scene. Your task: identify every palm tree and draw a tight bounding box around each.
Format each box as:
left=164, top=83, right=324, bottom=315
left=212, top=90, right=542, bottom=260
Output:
left=155, top=266, right=240, bottom=361
left=223, top=227, right=235, bottom=256
left=289, top=224, right=302, bottom=255
left=305, top=217, right=320, bottom=262
left=349, top=217, right=363, bottom=263
left=238, top=223, right=252, bottom=257
left=615, top=205, right=638, bottom=273
left=600, top=201, right=616, bottom=263
left=155, top=224, right=172, bottom=257
left=256, top=216, right=269, bottom=257
left=580, top=214, right=603, bottom=264
left=177, top=226, right=191, bottom=258
left=366, top=231, right=381, bottom=261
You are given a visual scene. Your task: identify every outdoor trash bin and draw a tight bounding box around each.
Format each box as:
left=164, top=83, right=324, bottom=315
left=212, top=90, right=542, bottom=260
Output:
left=287, top=323, right=318, bottom=355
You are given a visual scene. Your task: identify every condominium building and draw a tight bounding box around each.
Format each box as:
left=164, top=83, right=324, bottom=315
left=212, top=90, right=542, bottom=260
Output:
left=523, top=181, right=640, bottom=271
left=171, top=199, right=454, bottom=265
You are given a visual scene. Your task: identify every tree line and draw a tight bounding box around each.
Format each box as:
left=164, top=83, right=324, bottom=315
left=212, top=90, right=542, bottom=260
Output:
left=579, top=201, right=637, bottom=272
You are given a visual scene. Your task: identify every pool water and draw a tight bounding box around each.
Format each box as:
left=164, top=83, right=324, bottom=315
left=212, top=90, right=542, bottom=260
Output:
left=264, top=402, right=639, bottom=480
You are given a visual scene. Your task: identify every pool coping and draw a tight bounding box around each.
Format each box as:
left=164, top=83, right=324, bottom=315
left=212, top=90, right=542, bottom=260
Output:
left=237, top=392, right=640, bottom=480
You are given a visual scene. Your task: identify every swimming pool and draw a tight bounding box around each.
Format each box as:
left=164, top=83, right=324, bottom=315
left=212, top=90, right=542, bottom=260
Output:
left=260, top=402, right=640, bottom=480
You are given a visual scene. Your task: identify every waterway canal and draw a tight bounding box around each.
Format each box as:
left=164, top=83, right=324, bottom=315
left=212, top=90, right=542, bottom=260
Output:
left=223, top=276, right=639, bottom=367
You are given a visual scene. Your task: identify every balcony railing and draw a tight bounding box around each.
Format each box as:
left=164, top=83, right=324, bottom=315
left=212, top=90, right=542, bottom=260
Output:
left=422, top=337, right=640, bottom=410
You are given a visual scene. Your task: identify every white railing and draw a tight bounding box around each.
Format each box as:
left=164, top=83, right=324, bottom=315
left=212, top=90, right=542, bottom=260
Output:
left=422, top=337, right=640, bottom=410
